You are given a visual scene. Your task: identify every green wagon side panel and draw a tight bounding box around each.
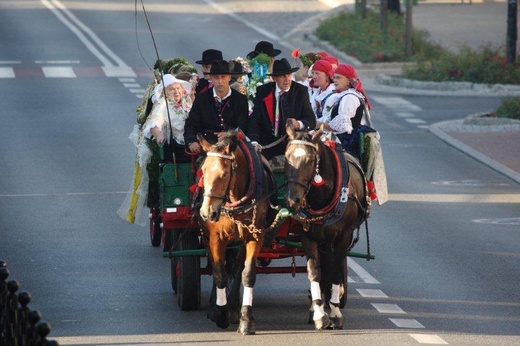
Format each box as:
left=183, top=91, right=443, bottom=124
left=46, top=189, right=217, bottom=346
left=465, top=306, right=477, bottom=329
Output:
left=160, top=163, right=193, bottom=209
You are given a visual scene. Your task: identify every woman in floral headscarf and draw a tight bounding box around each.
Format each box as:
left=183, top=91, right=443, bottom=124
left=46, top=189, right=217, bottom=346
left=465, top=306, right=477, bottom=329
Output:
left=118, top=74, right=193, bottom=226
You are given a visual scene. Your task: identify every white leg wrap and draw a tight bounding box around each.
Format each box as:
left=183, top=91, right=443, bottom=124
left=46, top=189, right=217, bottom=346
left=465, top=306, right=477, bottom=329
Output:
left=310, top=281, right=321, bottom=301
left=242, top=287, right=253, bottom=306
left=313, top=302, right=326, bottom=320
left=330, top=284, right=341, bottom=305
left=216, top=287, right=227, bottom=306
left=329, top=303, right=342, bottom=319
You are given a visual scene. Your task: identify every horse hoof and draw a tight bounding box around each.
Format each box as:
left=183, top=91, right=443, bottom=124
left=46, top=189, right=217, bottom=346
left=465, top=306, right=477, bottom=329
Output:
left=331, top=316, right=343, bottom=330
left=314, top=314, right=331, bottom=330
left=213, top=305, right=230, bottom=329
left=237, top=306, right=256, bottom=335
left=237, top=320, right=256, bottom=335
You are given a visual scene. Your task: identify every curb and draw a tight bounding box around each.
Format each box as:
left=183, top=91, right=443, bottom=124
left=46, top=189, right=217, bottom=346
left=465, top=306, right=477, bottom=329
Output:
left=429, top=121, right=520, bottom=185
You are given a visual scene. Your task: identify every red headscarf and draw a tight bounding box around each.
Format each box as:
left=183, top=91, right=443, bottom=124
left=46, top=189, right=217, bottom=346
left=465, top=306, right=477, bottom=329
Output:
left=312, top=59, right=334, bottom=80
left=334, top=64, right=371, bottom=109
left=322, top=55, right=339, bottom=67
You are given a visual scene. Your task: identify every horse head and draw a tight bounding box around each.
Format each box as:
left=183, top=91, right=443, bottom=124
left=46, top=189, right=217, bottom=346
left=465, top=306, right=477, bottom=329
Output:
left=284, top=121, right=323, bottom=212
left=197, top=130, right=238, bottom=222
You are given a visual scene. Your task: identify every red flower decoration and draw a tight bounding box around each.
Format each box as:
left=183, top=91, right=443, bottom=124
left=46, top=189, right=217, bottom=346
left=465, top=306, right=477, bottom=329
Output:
left=325, top=140, right=336, bottom=150
left=291, top=48, right=300, bottom=59
left=237, top=132, right=245, bottom=141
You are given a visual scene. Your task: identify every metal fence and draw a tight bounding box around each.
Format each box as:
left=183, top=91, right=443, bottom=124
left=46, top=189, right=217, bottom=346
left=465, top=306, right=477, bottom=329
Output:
left=0, top=260, right=58, bottom=346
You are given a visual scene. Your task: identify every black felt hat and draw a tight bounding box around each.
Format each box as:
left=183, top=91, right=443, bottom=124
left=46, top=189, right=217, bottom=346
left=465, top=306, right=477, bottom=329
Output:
left=229, top=60, right=248, bottom=76
left=247, top=41, right=282, bottom=59
left=268, top=58, right=299, bottom=76
left=206, top=60, right=233, bottom=75
left=195, top=49, right=223, bottom=65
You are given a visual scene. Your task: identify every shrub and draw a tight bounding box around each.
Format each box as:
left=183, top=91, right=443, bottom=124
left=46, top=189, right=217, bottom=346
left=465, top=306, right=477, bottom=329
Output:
left=315, top=9, right=519, bottom=85
left=403, top=44, right=520, bottom=84
left=496, top=97, right=520, bottom=120
left=315, top=9, right=443, bottom=63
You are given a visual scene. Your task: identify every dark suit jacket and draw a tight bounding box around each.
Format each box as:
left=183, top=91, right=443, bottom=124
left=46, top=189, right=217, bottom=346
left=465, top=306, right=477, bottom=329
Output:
left=248, top=81, right=316, bottom=158
left=184, top=87, right=249, bottom=146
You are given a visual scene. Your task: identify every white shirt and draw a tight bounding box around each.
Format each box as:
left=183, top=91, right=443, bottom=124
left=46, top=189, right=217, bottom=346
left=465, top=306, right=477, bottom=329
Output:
left=324, top=89, right=364, bottom=135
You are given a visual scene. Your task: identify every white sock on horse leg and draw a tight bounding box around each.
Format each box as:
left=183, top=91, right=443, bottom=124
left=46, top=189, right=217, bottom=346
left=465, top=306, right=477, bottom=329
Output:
left=310, top=281, right=321, bottom=301
left=216, top=287, right=227, bottom=306
left=313, top=301, right=326, bottom=320
left=329, top=302, right=342, bottom=319
left=242, top=286, right=253, bottom=306
left=330, top=284, right=341, bottom=305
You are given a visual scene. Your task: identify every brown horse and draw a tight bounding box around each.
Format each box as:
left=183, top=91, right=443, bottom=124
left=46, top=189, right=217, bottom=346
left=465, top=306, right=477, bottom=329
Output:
left=284, top=123, right=370, bottom=330
left=197, top=130, right=275, bottom=335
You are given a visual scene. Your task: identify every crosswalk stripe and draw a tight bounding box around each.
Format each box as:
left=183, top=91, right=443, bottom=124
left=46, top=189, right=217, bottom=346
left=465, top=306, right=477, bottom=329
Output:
left=409, top=334, right=448, bottom=344
left=371, top=96, right=422, bottom=111
left=42, top=66, right=76, bottom=78
left=0, top=66, right=150, bottom=79
left=0, top=67, right=15, bottom=78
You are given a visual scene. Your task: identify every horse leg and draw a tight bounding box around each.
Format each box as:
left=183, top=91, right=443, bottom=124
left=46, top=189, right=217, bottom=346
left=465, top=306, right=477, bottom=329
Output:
left=302, top=235, right=331, bottom=330
left=327, top=240, right=352, bottom=330
left=237, top=240, right=261, bottom=335
left=227, top=246, right=245, bottom=324
left=208, top=239, right=230, bottom=329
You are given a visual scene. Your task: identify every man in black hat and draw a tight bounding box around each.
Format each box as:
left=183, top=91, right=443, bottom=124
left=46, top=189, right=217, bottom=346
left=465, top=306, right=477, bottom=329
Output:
left=184, top=60, right=250, bottom=154
left=194, top=49, right=223, bottom=95
left=248, top=58, right=316, bottom=160
left=246, top=41, right=281, bottom=75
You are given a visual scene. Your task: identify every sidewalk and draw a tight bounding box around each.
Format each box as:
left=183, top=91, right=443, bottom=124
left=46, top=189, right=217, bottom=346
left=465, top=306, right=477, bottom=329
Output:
left=287, top=0, right=520, bottom=185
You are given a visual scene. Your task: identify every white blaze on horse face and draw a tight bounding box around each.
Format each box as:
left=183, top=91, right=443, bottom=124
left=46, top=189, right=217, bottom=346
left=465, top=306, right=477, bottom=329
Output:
left=292, top=147, right=307, bottom=158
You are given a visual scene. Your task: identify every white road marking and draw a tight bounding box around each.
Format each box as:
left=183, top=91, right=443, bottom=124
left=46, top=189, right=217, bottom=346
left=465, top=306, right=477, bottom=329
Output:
left=35, top=60, right=80, bottom=64
left=405, top=118, right=427, bottom=124
left=123, top=83, right=140, bottom=88
left=390, top=318, right=425, bottom=328
left=409, top=334, right=448, bottom=344
left=371, top=96, right=422, bottom=111
left=129, top=89, right=145, bottom=94
left=0, top=67, right=15, bottom=78
left=390, top=193, right=520, bottom=203
left=372, top=303, right=406, bottom=314
left=348, top=258, right=380, bottom=284
left=0, top=60, right=21, bottom=64
left=41, top=0, right=135, bottom=77
left=473, top=217, right=520, bottom=225
left=357, top=288, right=388, bottom=298
left=42, top=66, right=76, bottom=78
left=119, top=78, right=136, bottom=83
left=396, top=112, right=415, bottom=118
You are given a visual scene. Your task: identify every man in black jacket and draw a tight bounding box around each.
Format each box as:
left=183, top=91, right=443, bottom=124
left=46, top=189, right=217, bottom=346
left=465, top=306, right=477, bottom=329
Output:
left=184, top=60, right=250, bottom=154
left=248, top=58, right=316, bottom=159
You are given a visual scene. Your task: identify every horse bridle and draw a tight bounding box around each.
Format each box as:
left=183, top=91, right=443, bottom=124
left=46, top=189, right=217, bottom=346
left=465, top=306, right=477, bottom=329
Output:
left=202, top=151, right=236, bottom=201
left=286, top=139, right=320, bottom=193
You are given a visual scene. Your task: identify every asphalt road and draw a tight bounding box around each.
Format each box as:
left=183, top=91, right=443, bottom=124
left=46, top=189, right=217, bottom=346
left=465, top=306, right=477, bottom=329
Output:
left=1, top=1, right=519, bottom=345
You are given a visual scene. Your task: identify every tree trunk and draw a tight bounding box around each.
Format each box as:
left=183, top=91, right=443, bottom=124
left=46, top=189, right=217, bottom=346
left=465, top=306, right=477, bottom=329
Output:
left=380, top=0, right=388, bottom=34
left=506, top=0, right=517, bottom=64
left=388, top=0, right=401, bottom=15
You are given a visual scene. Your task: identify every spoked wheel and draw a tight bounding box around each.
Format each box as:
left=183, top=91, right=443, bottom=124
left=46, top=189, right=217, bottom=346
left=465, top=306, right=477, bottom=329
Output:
left=149, top=208, right=162, bottom=247
left=177, top=231, right=201, bottom=311
left=168, top=230, right=181, bottom=294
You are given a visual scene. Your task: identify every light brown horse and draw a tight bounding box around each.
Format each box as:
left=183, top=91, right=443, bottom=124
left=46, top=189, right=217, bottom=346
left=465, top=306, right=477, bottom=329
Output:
left=197, top=130, right=275, bottom=335
left=284, top=123, right=370, bottom=330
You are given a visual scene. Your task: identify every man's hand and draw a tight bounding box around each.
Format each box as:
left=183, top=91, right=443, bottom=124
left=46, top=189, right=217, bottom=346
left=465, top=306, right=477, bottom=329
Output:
left=188, top=142, right=202, bottom=154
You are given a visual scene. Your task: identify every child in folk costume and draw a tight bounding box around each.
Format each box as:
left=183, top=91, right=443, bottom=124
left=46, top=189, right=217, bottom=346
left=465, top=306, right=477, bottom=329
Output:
left=118, top=74, right=193, bottom=225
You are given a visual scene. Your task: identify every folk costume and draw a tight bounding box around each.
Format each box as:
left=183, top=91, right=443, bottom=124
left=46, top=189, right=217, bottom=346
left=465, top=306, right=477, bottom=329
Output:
left=118, top=74, right=193, bottom=226
left=184, top=60, right=250, bottom=146
left=323, top=64, right=388, bottom=205
left=248, top=58, right=316, bottom=159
